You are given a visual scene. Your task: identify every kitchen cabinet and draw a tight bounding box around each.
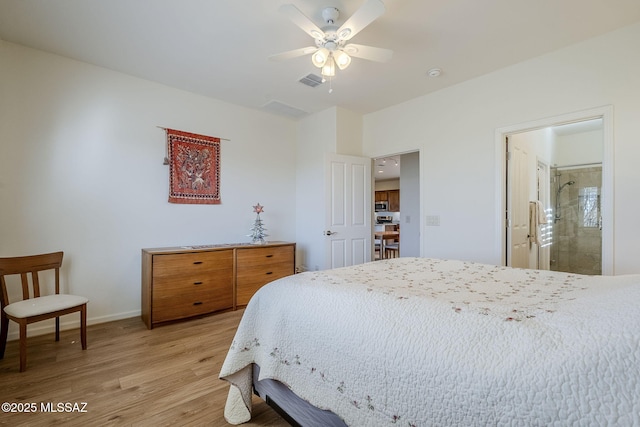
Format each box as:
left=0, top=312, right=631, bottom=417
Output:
left=388, top=189, right=400, bottom=212
left=375, top=189, right=400, bottom=211
left=141, top=242, right=295, bottom=329
left=375, top=191, right=388, bottom=202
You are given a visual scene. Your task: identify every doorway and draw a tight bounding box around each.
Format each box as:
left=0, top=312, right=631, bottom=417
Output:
left=372, top=151, right=421, bottom=259
left=497, top=106, right=613, bottom=275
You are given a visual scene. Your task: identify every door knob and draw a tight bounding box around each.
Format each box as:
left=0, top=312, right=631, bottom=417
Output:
left=324, top=230, right=336, bottom=236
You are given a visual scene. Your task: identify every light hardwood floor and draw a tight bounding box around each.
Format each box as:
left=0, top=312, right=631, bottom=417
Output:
left=0, top=310, right=289, bottom=426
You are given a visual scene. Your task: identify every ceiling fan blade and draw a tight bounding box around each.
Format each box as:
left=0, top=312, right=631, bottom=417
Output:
left=343, top=44, right=393, bottom=62
left=279, top=4, right=326, bottom=40
left=336, top=0, right=385, bottom=41
left=269, top=46, right=318, bottom=61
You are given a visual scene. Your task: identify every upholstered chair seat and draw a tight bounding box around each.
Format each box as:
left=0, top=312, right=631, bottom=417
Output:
left=4, top=294, right=89, bottom=319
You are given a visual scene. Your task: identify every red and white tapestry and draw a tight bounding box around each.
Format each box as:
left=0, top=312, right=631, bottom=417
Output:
left=167, top=129, right=221, bottom=204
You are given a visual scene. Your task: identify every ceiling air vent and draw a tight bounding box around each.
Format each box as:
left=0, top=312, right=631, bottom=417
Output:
left=262, top=100, right=308, bottom=119
left=298, top=73, right=324, bottom=88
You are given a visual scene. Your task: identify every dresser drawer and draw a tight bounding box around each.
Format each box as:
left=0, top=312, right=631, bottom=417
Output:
left=236, top=245, right=294, bottom=267
left=236, top=261, right=293, bottom=284
left=153, top=273, right=233, bottom=295
left=236, top=245, right=294, bottom=306
left=153, top=287, right=232, bottom=323
left=153, top=250, right=233, bottom=279
left=236, top=263, right=293, bottom=306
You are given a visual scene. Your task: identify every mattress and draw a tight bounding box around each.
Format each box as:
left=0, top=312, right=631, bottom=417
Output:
left=220, top=257, right=640, bottom=426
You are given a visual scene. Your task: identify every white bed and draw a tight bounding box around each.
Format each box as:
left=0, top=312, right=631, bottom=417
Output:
left=220, top=257, right=640, bottom=426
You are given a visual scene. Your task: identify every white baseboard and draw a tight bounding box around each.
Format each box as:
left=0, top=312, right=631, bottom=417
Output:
left=5, top=309, right=141, bottom=342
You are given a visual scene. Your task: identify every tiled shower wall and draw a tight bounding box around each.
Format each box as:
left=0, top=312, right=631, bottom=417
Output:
left=550, top=166, right=602, bottom=275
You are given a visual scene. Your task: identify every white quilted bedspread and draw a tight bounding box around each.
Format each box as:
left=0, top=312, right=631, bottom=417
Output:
left=219, top=258, right=640, bottom=426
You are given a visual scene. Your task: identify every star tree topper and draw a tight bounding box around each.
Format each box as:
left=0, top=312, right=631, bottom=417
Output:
left=249, top=203, right=268, bottom=244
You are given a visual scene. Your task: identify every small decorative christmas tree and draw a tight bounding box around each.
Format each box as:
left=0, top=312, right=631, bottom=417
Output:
left=248, top=203, right=268, bottom=244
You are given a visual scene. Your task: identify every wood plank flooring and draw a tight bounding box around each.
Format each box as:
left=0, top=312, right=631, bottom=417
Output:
left=0, top=310, right=289, bottom=426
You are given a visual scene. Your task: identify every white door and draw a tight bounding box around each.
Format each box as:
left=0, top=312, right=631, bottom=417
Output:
left=325, top=153, right=372, bottom=269
left=507, top=138, right=531, bottom=268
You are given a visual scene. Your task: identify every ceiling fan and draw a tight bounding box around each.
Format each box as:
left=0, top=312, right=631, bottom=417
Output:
left=269, top=0, right=393, bottom=83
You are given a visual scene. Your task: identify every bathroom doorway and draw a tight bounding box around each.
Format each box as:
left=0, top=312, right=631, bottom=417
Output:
left=499, top=106, right=613, bottom=275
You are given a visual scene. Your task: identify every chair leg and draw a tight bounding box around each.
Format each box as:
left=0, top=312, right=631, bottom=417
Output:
left=55, top=316, right=60, bottom=342
left=0, top=313, right=8, bottom=359
left=80, top=305, right=87, bottom=350
left=19, top=321, right=27, bottom=372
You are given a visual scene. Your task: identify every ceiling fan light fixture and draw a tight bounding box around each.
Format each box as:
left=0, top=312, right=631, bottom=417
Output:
left=273, top=1, right=391, bottom=93
left=333, top=50, right=351, bottom=70
left=312, top=48, right=329, bottom=67
left=321, top=56, right=336, bottom=77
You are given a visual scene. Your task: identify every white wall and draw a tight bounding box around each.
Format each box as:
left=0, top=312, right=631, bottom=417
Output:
left=295, top=108, right=337, bottom=272
left=400, top=152, right=420, bottom=257
left=336, top=107, right=363, bottom=157
left=0, top=41, right=298, bottom=337
left=375, top=179, right=400, bottom=191
left=554, top=129, right=603, bottom=166
left=363, top=23, right=640, bottom=274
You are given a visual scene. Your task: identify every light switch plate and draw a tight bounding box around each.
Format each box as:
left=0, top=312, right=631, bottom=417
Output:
left=426, top=215, right=440, bottom=226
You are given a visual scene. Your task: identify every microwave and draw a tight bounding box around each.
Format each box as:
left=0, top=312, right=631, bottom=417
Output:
left=375, top=201, right=388, bottom=211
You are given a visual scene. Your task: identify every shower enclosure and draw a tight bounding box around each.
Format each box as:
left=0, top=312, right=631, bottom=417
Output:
left=549, top=165, right=602, bottom=275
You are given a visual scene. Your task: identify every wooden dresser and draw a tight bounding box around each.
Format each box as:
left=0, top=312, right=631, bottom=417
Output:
left=141, top=242, right=295, bottom=329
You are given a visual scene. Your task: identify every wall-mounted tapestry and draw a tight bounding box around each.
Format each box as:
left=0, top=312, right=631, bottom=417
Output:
left=166, top=128, right=221, bottom=204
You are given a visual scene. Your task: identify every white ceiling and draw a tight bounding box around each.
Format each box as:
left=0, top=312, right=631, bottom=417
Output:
left=374, top=156, right=401, bottom=180
left=1, top=1, right=639, bottom=119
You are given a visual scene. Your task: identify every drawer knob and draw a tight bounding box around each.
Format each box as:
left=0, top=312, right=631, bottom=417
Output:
left=266, top=254, right=273, bottom=258
left=193, top=302, right=203, bottom=306
left=193, top=261, right=203, bottom=264
left=193, top=281, right=203, bottom=285
left=266, top=271, right=273, bottom=275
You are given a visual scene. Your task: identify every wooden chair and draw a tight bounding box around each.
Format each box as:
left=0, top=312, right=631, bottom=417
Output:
left=384, top=235, right=400, bottom=258
left=374, top=238, right=382, bottom=260
left=0, top=251, right=88, bottom=372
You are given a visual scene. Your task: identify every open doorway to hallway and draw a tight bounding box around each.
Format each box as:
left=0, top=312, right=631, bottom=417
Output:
left=373, top=151, right=420, bottom=260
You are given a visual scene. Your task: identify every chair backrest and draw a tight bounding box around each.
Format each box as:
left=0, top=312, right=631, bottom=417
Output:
left=0, top=251, right=63, bottom=309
